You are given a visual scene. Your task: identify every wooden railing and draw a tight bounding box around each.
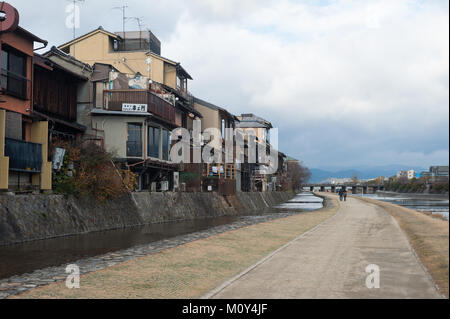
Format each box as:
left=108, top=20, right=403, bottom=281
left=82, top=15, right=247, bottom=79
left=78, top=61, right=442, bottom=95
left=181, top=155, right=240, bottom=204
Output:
left=103, top=89, right=176, bottom=126
left=203, top=163, right=236, bottom=180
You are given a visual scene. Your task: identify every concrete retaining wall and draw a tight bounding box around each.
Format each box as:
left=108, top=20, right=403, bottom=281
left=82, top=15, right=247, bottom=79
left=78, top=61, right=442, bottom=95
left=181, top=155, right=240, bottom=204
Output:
left=0, top=191, right=294, bottom=246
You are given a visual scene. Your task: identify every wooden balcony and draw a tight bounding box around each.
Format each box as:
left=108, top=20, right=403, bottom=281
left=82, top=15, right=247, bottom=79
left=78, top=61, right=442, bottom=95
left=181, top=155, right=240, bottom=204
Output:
left=103, top=89, right=176, bottom=126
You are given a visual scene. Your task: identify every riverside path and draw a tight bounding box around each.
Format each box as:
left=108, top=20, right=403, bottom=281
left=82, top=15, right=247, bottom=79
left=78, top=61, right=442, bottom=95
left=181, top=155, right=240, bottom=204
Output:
left=207, top=195, right=443, bottom=299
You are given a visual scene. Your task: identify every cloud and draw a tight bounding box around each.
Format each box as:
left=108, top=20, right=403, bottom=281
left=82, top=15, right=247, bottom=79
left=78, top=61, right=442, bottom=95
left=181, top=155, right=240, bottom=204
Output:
left=163, top=0, right=449, bottom=167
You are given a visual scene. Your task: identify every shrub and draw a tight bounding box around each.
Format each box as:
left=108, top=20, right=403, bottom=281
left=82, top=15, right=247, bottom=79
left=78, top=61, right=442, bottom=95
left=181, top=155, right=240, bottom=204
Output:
left=51, top=140, right=137, bottom=201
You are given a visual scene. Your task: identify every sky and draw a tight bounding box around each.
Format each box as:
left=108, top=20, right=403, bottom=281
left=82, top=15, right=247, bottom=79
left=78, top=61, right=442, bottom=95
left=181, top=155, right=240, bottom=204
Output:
left=9, top=0, right=449, bottom=169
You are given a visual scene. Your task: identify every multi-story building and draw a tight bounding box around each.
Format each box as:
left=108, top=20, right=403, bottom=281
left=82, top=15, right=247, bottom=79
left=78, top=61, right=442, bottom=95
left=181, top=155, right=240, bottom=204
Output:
left=54, top=27, right=203, bottom=192
left=86, top=62, right=200, bottom=191
left=0, top=4, right=52, bottom=191
left=190, top=97, right=239, bottom=194
left=429, top=166, right=449, bottom=177
left=41, top=46, right=93, bottom=141
left=420, top=171, right=432, bottom=178
left=34, top=50, right=92, bottom=141
left=57, top=27, right=192, bottom=99
left=236, top=113, right=274, bottom=192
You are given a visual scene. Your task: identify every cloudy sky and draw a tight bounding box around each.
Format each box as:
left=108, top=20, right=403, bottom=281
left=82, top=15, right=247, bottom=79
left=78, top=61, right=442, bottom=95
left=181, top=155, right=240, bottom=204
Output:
left=10, top=0, right=449, bottom=169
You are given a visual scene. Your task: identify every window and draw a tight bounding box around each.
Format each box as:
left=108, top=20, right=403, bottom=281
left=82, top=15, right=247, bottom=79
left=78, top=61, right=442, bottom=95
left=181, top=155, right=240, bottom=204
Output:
left=127, top=123, right=142, bottom=157
left=148, top=126, right=160, bottom=158
left=1, top=48, right=28, bottom=99
left=161, top=128, right=170, bottom=161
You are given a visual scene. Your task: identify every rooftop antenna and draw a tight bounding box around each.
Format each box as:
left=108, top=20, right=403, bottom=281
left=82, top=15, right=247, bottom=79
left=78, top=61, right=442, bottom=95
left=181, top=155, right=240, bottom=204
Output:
left=67, top=0, right=85, bottom=40
left=66, top=0, right=85, bottom=56
left=131, top=17, right=145, bottom=49
left=113, top=2, right=128, bottom=49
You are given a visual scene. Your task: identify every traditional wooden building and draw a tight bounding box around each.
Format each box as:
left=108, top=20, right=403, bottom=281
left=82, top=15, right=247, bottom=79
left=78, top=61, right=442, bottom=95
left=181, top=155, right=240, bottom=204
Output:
left=189, top=97, right=239, bottom=194
left=86, top=63, right=201, bottom=191
left=0, top=3, right=51, bottom=191
left=33, top=53, right=90, bottom=141
left=236, top=113, right=274, bottom=192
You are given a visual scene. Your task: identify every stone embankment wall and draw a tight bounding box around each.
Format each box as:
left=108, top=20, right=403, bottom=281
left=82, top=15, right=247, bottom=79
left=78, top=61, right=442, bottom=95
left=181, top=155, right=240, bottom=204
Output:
left=0, top=191, right=293, bottom=246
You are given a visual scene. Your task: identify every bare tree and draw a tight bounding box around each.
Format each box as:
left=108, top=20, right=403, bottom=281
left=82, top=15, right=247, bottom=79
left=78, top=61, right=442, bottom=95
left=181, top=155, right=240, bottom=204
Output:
left=287, top=161, right=311, bottom=191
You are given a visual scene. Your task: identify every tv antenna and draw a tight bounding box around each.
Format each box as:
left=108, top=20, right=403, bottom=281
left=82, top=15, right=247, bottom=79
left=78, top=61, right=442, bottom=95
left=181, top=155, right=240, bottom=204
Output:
left=66, top=0, right=85, bottom=56
left=113, top=3, right=129, bottom=39
left=130, top=17, right=145, bottom=48
left=67, top=0, right=85, bottom=40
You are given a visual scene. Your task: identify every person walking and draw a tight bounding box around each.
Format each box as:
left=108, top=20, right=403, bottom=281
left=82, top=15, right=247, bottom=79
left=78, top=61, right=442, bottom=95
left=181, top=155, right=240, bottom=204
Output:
left=343, top=189, right=348, bottom=201
left=338, top=188, right=344, bottom=201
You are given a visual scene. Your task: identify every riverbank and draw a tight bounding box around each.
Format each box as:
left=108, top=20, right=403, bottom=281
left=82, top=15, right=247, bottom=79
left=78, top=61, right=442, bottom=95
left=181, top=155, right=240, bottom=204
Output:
left=0, top=191, right=293, bottom=246
left=353, top=195, right=449, bottom=298
left=9, top=195, right=339, bottom=299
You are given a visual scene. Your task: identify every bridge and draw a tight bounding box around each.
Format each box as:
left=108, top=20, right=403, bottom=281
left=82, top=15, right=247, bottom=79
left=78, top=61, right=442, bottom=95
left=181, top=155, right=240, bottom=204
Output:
left=303, top=184, right=385, bottom=194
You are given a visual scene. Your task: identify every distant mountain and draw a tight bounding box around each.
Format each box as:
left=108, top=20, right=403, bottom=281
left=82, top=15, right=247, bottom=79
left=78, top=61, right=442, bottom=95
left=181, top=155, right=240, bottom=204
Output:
left=309, top=165, right=427, bottom=183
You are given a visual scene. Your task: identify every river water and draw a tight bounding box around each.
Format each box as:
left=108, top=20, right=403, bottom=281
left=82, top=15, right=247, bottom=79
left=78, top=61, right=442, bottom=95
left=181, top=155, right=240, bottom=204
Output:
left=353, top=193, right=449, bottom=220
left=0, top=193, right=323, bottom=280
left=275, top=192, right=324, bottom=211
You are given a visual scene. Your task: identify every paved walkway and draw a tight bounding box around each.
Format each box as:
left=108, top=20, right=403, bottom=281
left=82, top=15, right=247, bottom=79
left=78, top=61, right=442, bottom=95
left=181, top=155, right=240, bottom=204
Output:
left=208, top=196, right=442, bottom=299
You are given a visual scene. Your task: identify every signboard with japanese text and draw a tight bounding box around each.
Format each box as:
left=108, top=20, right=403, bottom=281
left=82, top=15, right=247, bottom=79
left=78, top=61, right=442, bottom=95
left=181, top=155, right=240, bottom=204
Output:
left=122, top=104, right=148, bottom=112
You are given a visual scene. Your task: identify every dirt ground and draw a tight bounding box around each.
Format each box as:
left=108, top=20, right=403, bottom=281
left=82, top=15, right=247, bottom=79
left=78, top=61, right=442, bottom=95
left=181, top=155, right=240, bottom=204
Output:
left=11, top=196, right=339, bottom=299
